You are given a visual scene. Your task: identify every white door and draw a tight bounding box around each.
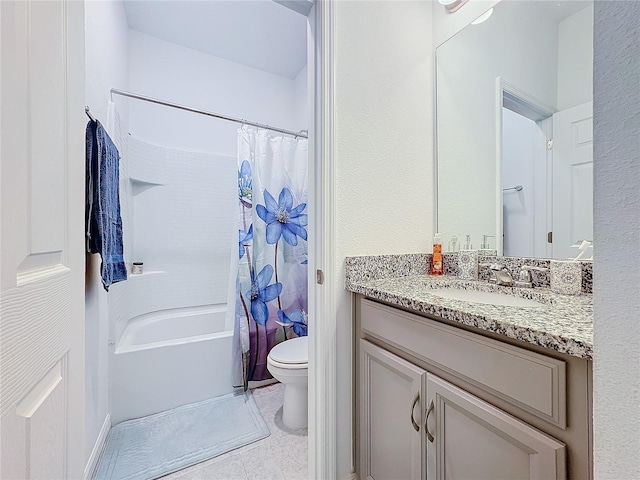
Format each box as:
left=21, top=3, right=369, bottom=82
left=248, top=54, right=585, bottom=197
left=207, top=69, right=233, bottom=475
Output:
left=1, top=1, right=86, bottom=478
left=552, top=102, right=593, bottom=259
left=359, top=340, right=426, bottom=480
left=426, top=374, right=566, bottom=480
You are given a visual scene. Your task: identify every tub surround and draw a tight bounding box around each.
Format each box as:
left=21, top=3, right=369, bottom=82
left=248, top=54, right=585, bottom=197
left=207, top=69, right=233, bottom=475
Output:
left=346, top=254, right=593, bottom=359
left=111, top=305, right=235, bottom=425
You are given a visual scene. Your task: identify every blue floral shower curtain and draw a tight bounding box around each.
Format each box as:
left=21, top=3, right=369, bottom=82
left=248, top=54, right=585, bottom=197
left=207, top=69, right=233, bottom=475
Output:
left=232, top=126, right=308, bottom=388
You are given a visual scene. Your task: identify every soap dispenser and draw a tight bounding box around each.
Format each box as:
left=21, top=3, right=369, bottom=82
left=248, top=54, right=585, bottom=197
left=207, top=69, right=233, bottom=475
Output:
left=479, top=234, right=497, bottom=256
left=430, top=233, right=443, bottom=275
left=480, top=234, right=495, bottom=249
left=458, top=234, right=478, bottom=280
left=449, top=235, right=459, bottom=253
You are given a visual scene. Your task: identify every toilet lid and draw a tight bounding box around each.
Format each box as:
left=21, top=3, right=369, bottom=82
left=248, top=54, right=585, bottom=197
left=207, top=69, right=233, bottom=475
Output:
left=269, top=336, right=308, bottom=365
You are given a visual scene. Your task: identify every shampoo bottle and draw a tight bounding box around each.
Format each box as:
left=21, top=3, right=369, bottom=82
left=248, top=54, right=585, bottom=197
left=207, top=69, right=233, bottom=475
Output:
left=431, top=233, right=443, bottom=275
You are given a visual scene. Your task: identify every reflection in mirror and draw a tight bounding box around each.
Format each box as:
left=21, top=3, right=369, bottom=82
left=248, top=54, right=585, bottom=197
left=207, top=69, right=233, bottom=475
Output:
left=436, top=0, right=593, bottom=259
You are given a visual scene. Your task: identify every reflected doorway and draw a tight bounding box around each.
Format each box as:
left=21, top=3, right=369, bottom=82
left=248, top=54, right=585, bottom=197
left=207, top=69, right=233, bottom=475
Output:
left=501, top=106, right=551, bottom=257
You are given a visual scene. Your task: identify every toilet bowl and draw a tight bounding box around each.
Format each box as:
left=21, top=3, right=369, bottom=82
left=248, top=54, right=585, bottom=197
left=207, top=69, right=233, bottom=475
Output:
left=266, top=336, right=308, bottom=429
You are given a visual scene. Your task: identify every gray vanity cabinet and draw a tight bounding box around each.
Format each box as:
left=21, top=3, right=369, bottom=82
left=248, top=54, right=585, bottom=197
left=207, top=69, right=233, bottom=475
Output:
left=360, top=339, right=565, bottom=480
left=356, top=295, right=591, bottom=480
left=426, top=374, right=565, bottom=480
left=359, top=340, right=426, bottom=479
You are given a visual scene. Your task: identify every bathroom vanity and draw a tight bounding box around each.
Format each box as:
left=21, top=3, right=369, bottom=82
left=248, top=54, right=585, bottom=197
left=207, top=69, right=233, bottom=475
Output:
left=347, top=254, right=593, bottom=480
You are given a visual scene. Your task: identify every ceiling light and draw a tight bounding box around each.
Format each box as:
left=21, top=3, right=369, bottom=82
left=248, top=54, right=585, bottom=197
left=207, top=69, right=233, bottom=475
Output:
left=439, top=0, right=468, bottom=13
left=471, top=8, right=494, bottom=25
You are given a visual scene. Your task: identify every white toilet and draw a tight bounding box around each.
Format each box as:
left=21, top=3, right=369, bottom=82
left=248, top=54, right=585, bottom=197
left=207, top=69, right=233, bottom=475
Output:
left=266, top=336, right=308, bottom=429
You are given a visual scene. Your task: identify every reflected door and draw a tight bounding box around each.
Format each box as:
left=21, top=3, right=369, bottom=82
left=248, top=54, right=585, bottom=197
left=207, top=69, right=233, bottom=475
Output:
left=552, top=102, right=593, bottom=259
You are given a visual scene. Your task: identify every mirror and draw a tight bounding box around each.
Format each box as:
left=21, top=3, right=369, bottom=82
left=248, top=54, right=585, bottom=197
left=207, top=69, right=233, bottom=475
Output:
left=436, top=0, right=593, bottom=259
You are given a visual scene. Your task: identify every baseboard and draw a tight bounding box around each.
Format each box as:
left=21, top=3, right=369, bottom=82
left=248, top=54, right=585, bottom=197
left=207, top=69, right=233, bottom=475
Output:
left=84, top=413, right=111, bottom=480
left=341, top=472, right=359, bottom=480
left=249, top=378, right=278, bottom=389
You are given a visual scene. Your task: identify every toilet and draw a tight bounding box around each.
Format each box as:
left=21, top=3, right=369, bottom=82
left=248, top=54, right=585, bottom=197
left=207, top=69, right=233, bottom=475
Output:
left=266, top=336, right=308, bottom=429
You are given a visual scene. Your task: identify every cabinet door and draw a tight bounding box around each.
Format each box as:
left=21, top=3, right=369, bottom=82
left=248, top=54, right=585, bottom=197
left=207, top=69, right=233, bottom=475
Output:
left=426, top=374, right=566, bottom=480
left=360, top=340, right=426, bottom=480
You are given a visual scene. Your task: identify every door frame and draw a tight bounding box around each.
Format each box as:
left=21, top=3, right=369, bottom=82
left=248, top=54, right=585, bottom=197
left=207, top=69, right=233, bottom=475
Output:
left=308, top=0, right=339, bottom=478
left=495, top=77, right=556, bottom=257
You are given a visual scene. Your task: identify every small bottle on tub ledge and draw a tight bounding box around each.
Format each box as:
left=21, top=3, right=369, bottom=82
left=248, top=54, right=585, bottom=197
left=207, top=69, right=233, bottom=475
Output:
left=431, top=233, right=444, bottom=275
left=131, top=262, right=144, bottom=275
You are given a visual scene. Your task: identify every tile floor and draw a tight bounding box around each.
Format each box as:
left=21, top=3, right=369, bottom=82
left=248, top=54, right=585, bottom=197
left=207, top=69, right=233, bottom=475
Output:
left=161, top=383, right=308, bottom=480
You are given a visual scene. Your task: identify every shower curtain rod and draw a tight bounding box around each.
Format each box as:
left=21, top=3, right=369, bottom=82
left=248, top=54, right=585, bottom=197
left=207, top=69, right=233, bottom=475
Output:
left=110, top=88, right=308, bottom=139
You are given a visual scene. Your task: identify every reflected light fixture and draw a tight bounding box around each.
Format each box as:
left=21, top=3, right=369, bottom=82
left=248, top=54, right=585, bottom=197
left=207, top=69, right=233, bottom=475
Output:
left=471, top=8, right=494, bottom=25
left=438, top=0, right=468, bottom=13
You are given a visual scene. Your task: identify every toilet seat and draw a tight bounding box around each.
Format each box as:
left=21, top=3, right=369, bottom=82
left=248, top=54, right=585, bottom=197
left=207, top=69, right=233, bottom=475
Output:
left=268, top=336, right=308, bottom=365
left=267, top=357, right=307, bottom=370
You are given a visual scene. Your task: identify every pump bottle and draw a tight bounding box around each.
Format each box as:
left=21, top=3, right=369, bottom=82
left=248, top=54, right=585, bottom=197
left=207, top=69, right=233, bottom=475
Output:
left=431, top=233, right=443, bottom=275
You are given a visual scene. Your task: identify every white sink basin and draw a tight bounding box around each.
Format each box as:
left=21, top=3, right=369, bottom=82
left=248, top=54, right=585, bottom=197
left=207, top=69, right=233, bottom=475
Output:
left=428, top=288, right=544, bottom=308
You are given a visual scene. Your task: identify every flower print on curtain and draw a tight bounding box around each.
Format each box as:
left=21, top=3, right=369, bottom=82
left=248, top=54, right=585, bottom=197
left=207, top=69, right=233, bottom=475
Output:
left=233, top=126, right=308, bottom=387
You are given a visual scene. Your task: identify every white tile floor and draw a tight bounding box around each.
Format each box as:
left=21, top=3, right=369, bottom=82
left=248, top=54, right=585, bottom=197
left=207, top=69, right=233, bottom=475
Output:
left=161, top=383, right=308, bottom=480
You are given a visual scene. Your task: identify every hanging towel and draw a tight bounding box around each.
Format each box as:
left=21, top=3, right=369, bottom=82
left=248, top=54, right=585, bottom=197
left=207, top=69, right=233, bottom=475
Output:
left=86, top=119, right=127, bottom=291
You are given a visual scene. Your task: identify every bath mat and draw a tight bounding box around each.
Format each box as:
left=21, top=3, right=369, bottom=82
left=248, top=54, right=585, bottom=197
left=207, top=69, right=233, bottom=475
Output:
left=94, top=391, right=270, bottom=480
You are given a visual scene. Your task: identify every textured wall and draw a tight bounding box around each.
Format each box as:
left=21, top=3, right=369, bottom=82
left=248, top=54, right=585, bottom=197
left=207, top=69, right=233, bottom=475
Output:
left=593, top=2, right=640, bottom=478
left=334, top=1, right=433, bottom=476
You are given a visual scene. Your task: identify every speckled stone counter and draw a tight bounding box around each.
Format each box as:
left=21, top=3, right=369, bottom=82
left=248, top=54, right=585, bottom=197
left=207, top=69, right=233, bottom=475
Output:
left=346, top=254, right=593, bottom=360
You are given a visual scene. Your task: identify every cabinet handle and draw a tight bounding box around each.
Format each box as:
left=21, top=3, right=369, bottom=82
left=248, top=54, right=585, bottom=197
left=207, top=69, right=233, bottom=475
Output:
left=425, top=399, right=435, bottom=442
left=410, top=390, right=420, bottom=432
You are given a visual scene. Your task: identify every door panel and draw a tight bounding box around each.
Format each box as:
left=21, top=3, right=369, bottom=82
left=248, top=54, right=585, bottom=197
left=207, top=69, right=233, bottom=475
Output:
left=427, top=374, right=566, bottom=480
left=552, top=102, right=593, bottom=259
left=15, top=359, right=67, bottom=480
left=1, top=0, right=86, bottom=478
left=360, top=340, right=426, bottom=480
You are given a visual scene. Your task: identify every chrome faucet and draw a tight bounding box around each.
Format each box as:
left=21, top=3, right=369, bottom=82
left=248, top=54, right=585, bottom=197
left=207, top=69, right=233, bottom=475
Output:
left=479, top=263, right=515, bottom=286
left=514, top=265, right=549, bottom=288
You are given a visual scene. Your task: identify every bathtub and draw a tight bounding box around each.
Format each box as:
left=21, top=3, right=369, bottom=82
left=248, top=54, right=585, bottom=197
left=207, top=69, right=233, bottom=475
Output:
left=111, top=305, right=237, bottom=425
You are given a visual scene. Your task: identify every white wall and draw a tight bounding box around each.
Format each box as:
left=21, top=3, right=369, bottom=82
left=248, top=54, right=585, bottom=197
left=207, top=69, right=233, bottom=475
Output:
left=126, top=30, right=306, bottom=155
left=593, top=2, right=640, bottom=478
left=294, top=65, right=309, bottom=132
left=333, top=1, right=433, bottom=476
left=557, top=5, right=593, bottom=111
left=437, top=0, right=559, bottom=249
left=83, top=0, right=129, bottom=470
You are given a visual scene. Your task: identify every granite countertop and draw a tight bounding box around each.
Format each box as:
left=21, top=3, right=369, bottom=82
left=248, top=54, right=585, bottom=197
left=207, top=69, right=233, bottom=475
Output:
left=346, top=254, right=594, bottom=360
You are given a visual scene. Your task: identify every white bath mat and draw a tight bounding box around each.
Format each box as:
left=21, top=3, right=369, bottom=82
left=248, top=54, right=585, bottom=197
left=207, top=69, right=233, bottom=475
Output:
left=94, top=391, right=270, bottom=480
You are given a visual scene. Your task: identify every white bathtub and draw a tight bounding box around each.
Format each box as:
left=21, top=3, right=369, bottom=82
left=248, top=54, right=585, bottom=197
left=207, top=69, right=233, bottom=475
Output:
left=111, top=305, right=237, bottom=425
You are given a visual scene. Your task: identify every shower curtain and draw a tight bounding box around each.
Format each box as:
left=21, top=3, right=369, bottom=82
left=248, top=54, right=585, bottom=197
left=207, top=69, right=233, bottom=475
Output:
left=232, top=126, right=308, bottom=388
